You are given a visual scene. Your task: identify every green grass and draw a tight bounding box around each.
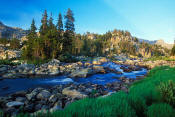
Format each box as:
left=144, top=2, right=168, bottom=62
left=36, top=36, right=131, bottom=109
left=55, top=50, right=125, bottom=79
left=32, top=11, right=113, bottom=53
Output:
left=147, top=103, right=175, bottom=117
left=15, top=66, right=175, bottom=117
left=144, top=56, right=175, bottom=61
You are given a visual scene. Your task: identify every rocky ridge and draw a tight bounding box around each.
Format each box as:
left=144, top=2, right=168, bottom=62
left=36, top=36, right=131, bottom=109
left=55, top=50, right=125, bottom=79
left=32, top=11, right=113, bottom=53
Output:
left=0, top=21, right=29, bottom=39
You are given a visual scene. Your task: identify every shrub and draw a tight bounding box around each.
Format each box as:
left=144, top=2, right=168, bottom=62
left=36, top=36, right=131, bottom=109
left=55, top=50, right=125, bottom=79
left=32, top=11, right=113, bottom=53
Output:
left=158, top=80, right=175, bottom=106
left=58, top=53, right=78, bottom=63
left=0, top=59, right=20, bottom=66
left=147, top=103, right=175, bottom=117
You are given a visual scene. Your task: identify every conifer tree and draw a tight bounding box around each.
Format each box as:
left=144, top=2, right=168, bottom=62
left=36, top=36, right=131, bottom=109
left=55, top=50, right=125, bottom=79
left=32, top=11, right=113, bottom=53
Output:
left=63, top=8, right=75, bottom=53
left=48, top=13, right=55, bottom=30
left=28, top=19, right=37, bottom=39
left=64, top=8, right=75, bottom=33
left=40, top=10, right=48, bottom=36
left=57, top=13, right=64, bottom=32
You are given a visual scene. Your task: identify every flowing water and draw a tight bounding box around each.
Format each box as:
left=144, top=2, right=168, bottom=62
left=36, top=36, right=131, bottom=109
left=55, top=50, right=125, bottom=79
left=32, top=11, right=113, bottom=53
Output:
left=0, top=62, right=147, bottom=96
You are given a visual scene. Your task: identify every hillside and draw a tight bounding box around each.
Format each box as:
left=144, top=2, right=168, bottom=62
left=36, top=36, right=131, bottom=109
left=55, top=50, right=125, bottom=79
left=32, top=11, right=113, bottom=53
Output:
left=139, top=39, right=174, bottom=50
left=155, top=40, right=174, bottom=50
left=82, top=30, right=170, bottom=58
left=0, top=21, right=29, bottom=39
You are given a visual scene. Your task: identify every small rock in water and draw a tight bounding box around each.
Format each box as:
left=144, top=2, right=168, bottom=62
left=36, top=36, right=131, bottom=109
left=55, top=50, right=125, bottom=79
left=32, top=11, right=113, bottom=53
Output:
left=2, top=86, right=9, bottom=90
left=15, top=97, right=26, bottom=102
left=6, top=101, right=24, bottom=108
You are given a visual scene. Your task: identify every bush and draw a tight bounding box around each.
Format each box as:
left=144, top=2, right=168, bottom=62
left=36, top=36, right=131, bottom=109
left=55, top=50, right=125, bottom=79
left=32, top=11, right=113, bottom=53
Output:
left=158, top=80, right=175, bottom=106
left=58, top=53, right=78, bottom=63
left=0, top=59, right=20, bottom=66
left=147, top=103, right=175, bottom=117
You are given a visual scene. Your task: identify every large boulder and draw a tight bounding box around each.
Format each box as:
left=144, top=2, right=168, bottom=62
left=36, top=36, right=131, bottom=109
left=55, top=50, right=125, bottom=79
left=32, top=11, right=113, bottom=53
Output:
left=48, top=65, right=60, bottom=75
left=69, top=68, right=92, bottom=78
left=0, top=50, right=21, bottom=60
left=26, top=88, right=44, bottom=100
left=36, top=90, right=51, bottom=100
left=92, top=57, right=108, bottom=65
left=92, top=65, right=105, bottom=74
left=62, top=88, right=87, bottom=99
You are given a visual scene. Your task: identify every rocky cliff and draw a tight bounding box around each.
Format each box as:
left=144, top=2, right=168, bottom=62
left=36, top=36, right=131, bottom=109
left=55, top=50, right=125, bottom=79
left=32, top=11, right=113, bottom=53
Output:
left=0, top=21, right=29, bottom=39
left=155, top=39, right=174, bottom=50
left=139, top=39, right=174, bottom=50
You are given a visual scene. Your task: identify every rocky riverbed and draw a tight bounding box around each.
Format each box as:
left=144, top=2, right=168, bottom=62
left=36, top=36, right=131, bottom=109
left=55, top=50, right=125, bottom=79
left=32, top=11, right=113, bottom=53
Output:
left=0, top=77, right=142, bottom=117
left=0, top=57, right=149, bottom=116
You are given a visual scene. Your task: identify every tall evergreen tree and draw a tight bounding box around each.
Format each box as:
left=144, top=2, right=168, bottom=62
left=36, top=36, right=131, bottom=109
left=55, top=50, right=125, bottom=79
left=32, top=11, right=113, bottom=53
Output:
left=63, top=8, right=75, bottom=53
left=28, top=19, right=37, bottom=39
left=48, top=13, right=55, bottom=30
left=57, top=13, right=64, bottom=32
left=64, top=8, right=75, bottom=33
left=40, top=10, right=48, bottom=36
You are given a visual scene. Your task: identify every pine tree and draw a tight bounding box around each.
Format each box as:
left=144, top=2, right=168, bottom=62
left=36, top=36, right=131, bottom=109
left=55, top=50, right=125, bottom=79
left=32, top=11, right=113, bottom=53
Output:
left=28, top=19, right=37, bottom=39
left=64, top=8, right=75, bottom=33
left=40, top=10, right=48, bottom=36
left=48, top=13, right=55, bottom=30
left=57, top=13, right=64, bottom=32
left=63, top=8, right=75, bottom=53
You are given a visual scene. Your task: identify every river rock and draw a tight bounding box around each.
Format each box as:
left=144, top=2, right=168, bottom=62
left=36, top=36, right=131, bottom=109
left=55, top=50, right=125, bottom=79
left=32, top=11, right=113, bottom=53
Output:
left=15, top=97, right=26, bottom=102
left=2, top=73, right=15, bottom=78
left=92, top=57, right=108, bottom=65
left=36, top=90, right=51, bottom=100
left=49, top=95, right=58, bottom=103
left=69, top=68, right=92, bottom=78
left=62, top=88, right=87, bottom=99
left=84, top=62, right=92, bottom=67
left=49, top=103, right=62, bottom=112
left=6, top=101, right=24, bottom=108
left=92, top=65, right=105, bottom=74
left=26, top=88, right=44, bottom=100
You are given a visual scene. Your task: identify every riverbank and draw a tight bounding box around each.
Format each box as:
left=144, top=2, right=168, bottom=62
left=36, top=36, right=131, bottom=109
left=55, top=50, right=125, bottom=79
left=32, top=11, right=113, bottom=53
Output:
left=14, top=66, right=175, bottom=117
left=0, top=57, right=146, bottom=79
left=1, top=56, right=175, bottom=116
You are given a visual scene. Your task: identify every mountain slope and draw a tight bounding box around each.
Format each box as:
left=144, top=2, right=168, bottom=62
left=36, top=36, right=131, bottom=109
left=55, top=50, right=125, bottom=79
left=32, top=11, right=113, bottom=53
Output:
left=0, top=21, right=29, bottom=39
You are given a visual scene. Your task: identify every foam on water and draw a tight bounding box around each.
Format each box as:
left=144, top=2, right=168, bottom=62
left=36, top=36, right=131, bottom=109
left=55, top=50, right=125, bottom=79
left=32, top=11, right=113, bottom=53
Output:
left=45, top=78, right=73, bottom=83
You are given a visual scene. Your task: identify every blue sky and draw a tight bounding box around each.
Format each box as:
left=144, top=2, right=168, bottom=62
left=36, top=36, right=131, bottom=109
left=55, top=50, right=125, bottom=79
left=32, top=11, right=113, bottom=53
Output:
left=0, top=0, right=175, bottom=43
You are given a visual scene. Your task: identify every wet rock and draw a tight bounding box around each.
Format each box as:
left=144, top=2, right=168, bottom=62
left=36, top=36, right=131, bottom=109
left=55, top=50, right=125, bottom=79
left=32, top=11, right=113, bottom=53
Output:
left=36, top=90, right=51, bottom=100
left=2, top=73, right=15, bottom=78
left=69, top=68, right=92, bottom=78
left=35, top=104, right=42, bottom=111
left=48, top=59, right=60, bottom=65
left=49, top=95, right=58, bottom=103
left=23, top=104, right=34, bottom=112
left=49, top=104, right=62, bottom=112
left=4, top=107, right=16, bottom=115
left=62, top=88, right=87, bottom=99
left=92, top=65, right=105, bottom=74
left=12, top=91, right=26, bottom=97
left=92, top=57, right=108, bottom=65
left=2, top=86, right=9, bottom=90
left=15, top=97, right=26, bottom=102
left=84, top=62, right=92, bottom=67
left=6, top=101, right=24, bottom=108
left=26, top=89, right=41, bottom=100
